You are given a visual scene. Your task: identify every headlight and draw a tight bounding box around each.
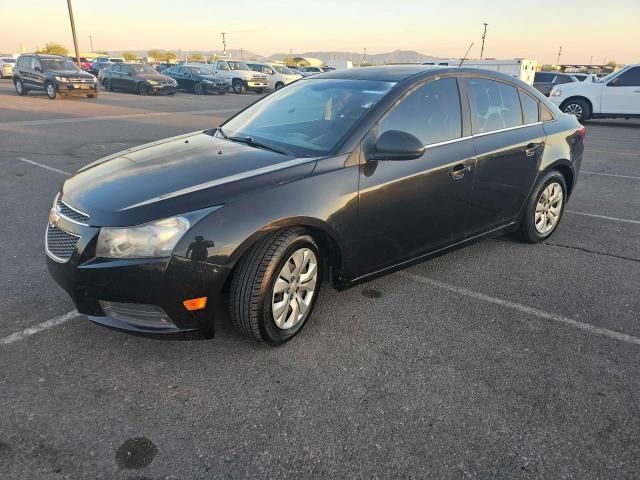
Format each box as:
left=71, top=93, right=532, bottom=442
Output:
left=54, top=76, right=67, bottom=82
left=147, top=80, right=159, bottom=85
left=96, top=216, right=190, bottom=259
left=550, top=89, right=562, bottom=97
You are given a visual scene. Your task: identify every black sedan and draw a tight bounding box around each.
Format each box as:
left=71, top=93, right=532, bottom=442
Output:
left=101, top=63, right=177, bottom=95
left=162, top=65, right=230, bottom=94
left=46, top=66, right=584, bottom=345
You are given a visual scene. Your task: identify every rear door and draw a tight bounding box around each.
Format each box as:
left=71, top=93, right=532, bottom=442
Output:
left=464, top=77, right=545, bottom=235
left=178, top=67, right=194, bottom=90
left=357, top=77, right=476, bottom=274
left=120, top=65, right=136, bottom=92
left=601, top=66, right=640, bottom=114
left=109, top=64, right=123, bottom=89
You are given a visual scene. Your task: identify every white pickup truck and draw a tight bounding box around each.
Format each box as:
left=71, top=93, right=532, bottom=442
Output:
left=549, top=63, right=640, bottom=121
left=211, top=59, right=269, bottom=94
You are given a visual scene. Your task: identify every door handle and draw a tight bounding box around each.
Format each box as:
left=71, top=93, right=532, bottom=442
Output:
left=524, top=143, right=540, bottom=157
left=449, top=164, right=470, bottom=180
left=634, top=89, right=640, bottom=93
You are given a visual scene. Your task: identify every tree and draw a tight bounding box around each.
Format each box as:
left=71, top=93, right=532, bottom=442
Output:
left=148, top=49, right=165, bottom=61
left=165, top=51, right=177, bottom=62
left=189, top=53, right=205, bottom=62
left=606, top=60, right=617, bottom=68
left=122, top=51, right=137, bottom=61
left=37, top=42, right=68, bottom=56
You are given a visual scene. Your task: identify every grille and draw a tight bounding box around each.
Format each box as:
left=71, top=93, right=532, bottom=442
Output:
left=160, top=80, right=173, bottom=85
left=46, top=225, right=80, bottom=262
left=99, top=301, right=175, bottom=329
left=252, top=75, right=267, bottom=81
left=57, top=197, right=89, bottom=224
left=69, top=77, right=94, bottom=83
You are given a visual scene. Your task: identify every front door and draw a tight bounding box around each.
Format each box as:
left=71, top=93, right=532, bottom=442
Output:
left=357, top=77, right=476, bottom=275
left=464, top=77, right=544, bottom=235
left=601, top=66, right=640, bottom=114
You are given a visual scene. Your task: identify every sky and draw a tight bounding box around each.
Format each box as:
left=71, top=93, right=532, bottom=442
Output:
left=1, top=0, right=639, bottom=64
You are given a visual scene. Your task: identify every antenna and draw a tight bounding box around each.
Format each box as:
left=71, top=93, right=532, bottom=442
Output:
left=458, top=42, right=474, bottom=67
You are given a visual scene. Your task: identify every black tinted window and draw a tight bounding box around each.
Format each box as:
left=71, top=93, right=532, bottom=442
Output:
left=379, top=78, right=462, bottom=146
left=520, top=91, right=539, bottom=124
left=555, top=75, right=574, bottom=84
left=535, top=73, right=554, bottom=82
left=468, top=78, right=523, bottom=134
left=541, top=104, right=555, bottom=122
left=613, top=67, right=640, bottom=87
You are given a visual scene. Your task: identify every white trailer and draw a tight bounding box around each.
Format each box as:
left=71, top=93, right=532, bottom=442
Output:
left=327, top=59, right=353, bottom=70
left=422, top=59, right=538, bottom=85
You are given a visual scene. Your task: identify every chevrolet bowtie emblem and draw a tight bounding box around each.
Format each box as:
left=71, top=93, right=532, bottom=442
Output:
left=48, top=208, right=61, bottom=227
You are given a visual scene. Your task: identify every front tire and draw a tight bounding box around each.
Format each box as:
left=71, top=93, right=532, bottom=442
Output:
left=103, top=78, right=112, bottom=91
left=562, top=98, right=591, bottom=122
left=275, top=82, right=284, bottom=90
left=14, top=78, right=27, bottom=96
left=517, top=171, right=567, bottom=243
left=230, top=228, right=322, bottom=345
left=45, top=82, right=57, bottom=99
left=232, top=79, right=244, bottom=94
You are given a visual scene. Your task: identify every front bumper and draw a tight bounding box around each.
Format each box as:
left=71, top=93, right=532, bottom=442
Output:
left=57, top=81, right=99, bottom=95
left=148, top=84, right=177, bottom=94
left=46, top=217, right=230, bottom=335
left=245, top=81, right=268, bottom=89
left=202, top=83, right=229, bottom=93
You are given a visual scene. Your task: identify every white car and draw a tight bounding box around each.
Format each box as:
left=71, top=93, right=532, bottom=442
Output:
left=297, top=66, right=326, bottom=77
left=245, top=61, right=301, bottom=90
left=549, top=63, right=640, bottom=121
left=211, top=59, right=269, bottom=94
left=0, top=57, right=15, bottom=79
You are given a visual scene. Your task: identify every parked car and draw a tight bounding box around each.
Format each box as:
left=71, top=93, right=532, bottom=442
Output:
left=297, top=66, right=326, bottom=77
left=162, top=64, right=229, bottom=94
left=0, top=57, right=15, bottom=78
left=533, top=72, right=578, bottom=96
left=210, top=59, right=269, bottom=94
left=549, top=63, right=640, bottom=121
left=67, top=56, right=93, bottom=71
left=245, top=61, right=301, bottom=90
left=13, top=54, right=98, bottom=99
left=101, top=63, right=177, bottom=95
left=45, top=66, right=583, bottom=345
left=153, top=62, right=174, bottom=73
left=88, top=57, right=124, bottom=76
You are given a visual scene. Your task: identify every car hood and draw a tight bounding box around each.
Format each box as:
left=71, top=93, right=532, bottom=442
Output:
left=61, top=132, right=317, bottom=227
left=137, top=73, right=171, bottom=81
left=553, top=81, right=601, bottom=96
left=49, top=69, right=95, bottom=79
left=197, top=74, right=227, bottom=83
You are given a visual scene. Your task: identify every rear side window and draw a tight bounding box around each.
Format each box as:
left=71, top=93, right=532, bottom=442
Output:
left=468, top=78, right=523, bottom=134
left=541, top=104, right=555, bottom=122
left=520, top=91, right=540, bottom=124
left=534, top=72, right=554, bottom=82
left=555, top=75, right=574, bottom=84
left=379, top=78, right=462, bottom=146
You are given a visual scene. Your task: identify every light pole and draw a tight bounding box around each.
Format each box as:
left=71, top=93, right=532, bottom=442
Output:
left=480, top=23, right=488, bottom=60
left=556, top=46, right=562, bottom=66
left=363, top=47, right=367, bottom=65
left=89, top=35, right=94, bottom=53
left=66, top=0, right=81, bottom=67
left=221, top=32, right=227, bottom=56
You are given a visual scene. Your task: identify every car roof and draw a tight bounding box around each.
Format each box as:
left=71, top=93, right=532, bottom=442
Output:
left=312, top=65, right=444, bottom=81
left=26, top=53, right=66, bottom=59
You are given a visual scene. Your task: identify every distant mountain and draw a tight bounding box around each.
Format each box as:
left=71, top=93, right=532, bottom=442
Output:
left=268, top=49, right=439, bottom=65
left=109, top=49, right=265, bottom=61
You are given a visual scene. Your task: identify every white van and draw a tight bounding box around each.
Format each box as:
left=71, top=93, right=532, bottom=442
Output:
left=246, top=61, right=302, bottom=90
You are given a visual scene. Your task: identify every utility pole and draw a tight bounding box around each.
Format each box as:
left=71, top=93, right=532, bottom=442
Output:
left=88, top=35, right=94, bottom=53
left=363, top=47, right=367, bottom=65
left=556, top=46, right=562, bottom=66
left=480, top=23, right=488, bottom=59
left=221, top=32, right=227, bottom=56
left=240, top=48, right=244, bottom=60
left=589, top=55, right=593, bottom=66
left=66, top=0, right=81, bottom=67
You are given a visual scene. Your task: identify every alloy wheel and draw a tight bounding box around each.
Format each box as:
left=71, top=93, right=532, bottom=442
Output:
left=535, top=181, right=564, bottom=235
left=15, top=80, right=22, bottom=94
left=271, top=248, right=318, bottom=330
left=564, top=103, right=583, bottom=120
left=46, top=83, right=56, bottom=99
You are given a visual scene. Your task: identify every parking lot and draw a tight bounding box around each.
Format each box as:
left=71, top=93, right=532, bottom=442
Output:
left=1, top=79, right=639, bottom=479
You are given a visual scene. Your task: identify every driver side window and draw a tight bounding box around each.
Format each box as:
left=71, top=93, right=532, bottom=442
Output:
left=610, top=67, right=640, bottom=87
left=378, top=78, right=463, bottom=146
left=217, top=61, right=229, bottom=71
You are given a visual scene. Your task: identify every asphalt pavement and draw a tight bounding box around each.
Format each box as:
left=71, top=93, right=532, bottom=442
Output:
left=0, top=80, right=639, bottom=479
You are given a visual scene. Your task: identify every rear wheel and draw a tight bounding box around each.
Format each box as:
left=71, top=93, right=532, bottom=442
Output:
left=232, top=79, right=244, bottom=94
left=562, top=98, right=591, bottom=122
left=517, top=171, right=567, bottom=243
left=14, top=78, right=27, bottom=95
left=230, top=228, right=322, bottom=345
left=45, top=82, right=57, bottom=99
left=103, top=78, right=112, bottom=91
left=193, top=83, right=203, bottom=95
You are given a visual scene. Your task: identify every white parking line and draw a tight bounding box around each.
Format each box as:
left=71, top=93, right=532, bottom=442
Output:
left=587, top=149, right=640, bottom=156
left=0, top=108, right=239, bottom=128
left=398, top=271, right=640, bottom=347
left=17, top=157, right=71, bottom=175
left=582, top=171, right=640, bottom=181
left=0, top=310, right=81, bottom=346
left=566, top=211, right=640, bottom=225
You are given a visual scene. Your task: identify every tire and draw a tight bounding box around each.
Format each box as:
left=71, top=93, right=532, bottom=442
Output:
left=14, top=78, right=27, bottom=96
left=193, top=83, right=203, bottom=95
left=137, top=82, right=148, bottom=95
left=275, top=82, right=284, bottom=90
left=103, top=78, right=112, bottom=91
left=561, top=98, right=591, bottom=122
left=232, top=79, right=244, bottom=94
left=517, top=170, right=567, bottom=243
left=230, top=228, right=322, bottom=345
left=45, top=82, right=57, bottom=99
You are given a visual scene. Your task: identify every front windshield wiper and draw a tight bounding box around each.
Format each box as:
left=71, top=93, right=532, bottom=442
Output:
left=226, top=135, right=290, bottom=156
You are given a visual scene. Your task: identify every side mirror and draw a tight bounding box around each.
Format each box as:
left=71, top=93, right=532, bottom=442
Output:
left=369, top=130, right=425, bottom=161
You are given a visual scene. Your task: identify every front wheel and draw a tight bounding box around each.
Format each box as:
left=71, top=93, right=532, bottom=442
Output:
left=45, top=82, right=57, bottom=99
left=103, top=78, right=112, bottom=91
left=230, top=228, right=322, bottom=345
left=14, top=78, right=27, bottom=96
left=232, top=79, right=244, bottom=94
left=562, top=98, right=591, bottom=123
left=517, top=171, right=567, bottom=243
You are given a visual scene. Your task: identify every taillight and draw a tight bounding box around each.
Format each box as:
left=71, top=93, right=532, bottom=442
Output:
left=578, top=125, right=586, bottom=141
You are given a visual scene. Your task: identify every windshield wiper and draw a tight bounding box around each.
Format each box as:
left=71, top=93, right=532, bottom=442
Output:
left=225, top=135, right=290, bottom=156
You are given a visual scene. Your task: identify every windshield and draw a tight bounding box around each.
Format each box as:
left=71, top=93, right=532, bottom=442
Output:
left=41, top=58, right=79, bottom=71
left=273, top=64, right=294, bottom=75
left=130, top=64, right=156, bottom=74
left=2, top=58, right=15, bottom=63
left=227, top=61, right=250, bottom=71
left=188, top=66, right=213, bottom=75
left=219, top=78, right=395, bottom=156
left=596, top=67, right=628, bottom=83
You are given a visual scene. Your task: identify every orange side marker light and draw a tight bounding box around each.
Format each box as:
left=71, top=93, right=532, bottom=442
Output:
left=183, top=297, right=208, bottom=311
